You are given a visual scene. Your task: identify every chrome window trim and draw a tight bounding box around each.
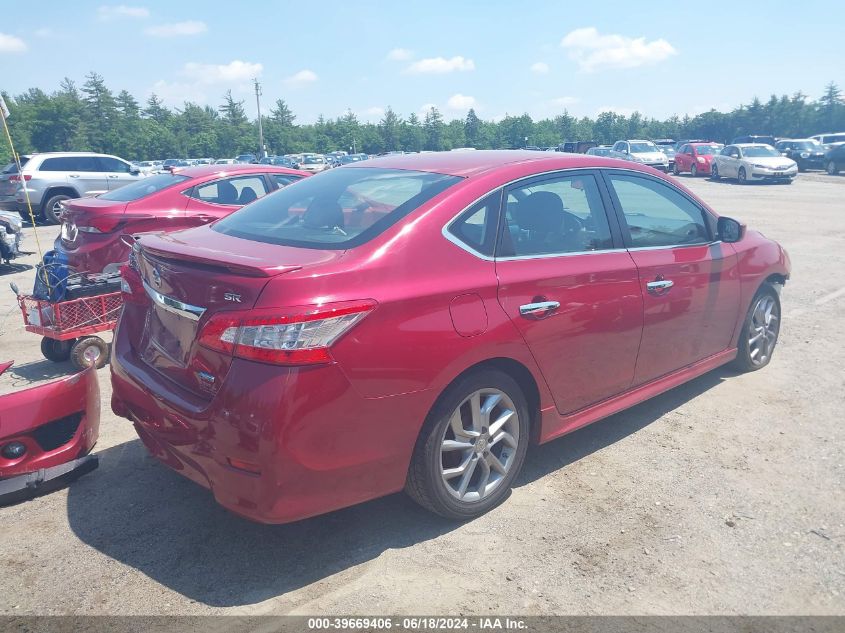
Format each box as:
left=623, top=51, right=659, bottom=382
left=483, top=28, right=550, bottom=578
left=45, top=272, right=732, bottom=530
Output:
left=143, top=280, right=206, bottom=321
left=441, top=166, right=724, bottom=262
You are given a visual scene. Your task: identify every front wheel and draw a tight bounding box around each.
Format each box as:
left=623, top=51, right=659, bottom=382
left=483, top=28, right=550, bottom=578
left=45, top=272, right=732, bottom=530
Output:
left=732, top=285, right=781, bottom=372
left=828, top=161, right=840, bottom=175
left=672, top=162, right=680, bottom=175
left=710, top=163, right=720, bottom=180
left=70, top=336, right=110, bottom=370
left=690, top=164, right=698, bottom=178
left=406, top=370, right=530, bottom=520
left=738, top=167, right=748, bottom=184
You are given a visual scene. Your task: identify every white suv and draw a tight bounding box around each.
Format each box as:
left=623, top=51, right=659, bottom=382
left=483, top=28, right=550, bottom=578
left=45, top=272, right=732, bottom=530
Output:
left=0, top=152, right=146, bottom=224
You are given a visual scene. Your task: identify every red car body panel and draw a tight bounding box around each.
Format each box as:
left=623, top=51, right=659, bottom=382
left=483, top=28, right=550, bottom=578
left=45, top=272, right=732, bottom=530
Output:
left=0, top=364, right=100, bottom=479
left=674, top=143, right=723, bottom=175
left=110, top=151, right=791, bottom=523
left=56, top=165, right=308, bottom=274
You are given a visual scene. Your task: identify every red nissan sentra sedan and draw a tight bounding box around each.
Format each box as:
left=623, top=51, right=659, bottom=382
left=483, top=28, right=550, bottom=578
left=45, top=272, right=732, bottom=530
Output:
left=111, top=151, right=790, bottom=523
left=56, top=165, right=307, bottom=274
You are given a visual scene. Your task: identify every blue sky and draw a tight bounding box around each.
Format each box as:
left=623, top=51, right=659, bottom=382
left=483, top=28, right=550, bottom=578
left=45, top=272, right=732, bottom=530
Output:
left=2, top=1, right=842, bottom=123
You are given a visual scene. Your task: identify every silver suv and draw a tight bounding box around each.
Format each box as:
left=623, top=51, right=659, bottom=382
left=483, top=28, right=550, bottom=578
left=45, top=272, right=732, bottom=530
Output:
left=0, top=152, right=146, bottom=224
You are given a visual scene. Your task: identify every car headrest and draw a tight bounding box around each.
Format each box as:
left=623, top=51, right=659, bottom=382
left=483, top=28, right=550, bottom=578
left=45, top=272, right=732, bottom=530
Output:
left=513, top=191, right=564, bottom=233
left=238, top=187, right=258, bottom=205
left=216, top=180, right=238, bottom=205
left=303, top=198, right=344, bottom=229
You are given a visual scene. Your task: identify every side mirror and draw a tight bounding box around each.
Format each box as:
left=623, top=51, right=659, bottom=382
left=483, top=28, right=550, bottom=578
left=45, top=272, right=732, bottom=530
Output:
left=717, top=216, right=745, bottom=243
left=129, top=166, right=141, bottom=174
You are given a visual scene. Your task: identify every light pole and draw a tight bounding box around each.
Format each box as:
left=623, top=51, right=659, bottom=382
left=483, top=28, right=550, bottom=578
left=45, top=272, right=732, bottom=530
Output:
left=254, top=79, right=265, bottom=159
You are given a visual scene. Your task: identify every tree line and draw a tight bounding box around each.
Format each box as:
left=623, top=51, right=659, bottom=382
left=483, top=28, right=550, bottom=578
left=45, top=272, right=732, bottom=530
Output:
left=2, top=73, right=843, bottom=163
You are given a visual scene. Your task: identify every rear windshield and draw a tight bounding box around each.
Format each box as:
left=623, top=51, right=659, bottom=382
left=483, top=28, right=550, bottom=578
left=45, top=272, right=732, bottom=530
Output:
left=213, top=167, right=462, bottom=249
left=2, top=157, right=29, bottom=173
left=98, top=173, right=190, bottom=202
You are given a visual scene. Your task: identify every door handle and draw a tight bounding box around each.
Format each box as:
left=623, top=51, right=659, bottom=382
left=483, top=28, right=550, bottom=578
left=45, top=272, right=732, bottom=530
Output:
left=519, top=301, right=560, bottom=317
left=646, top=279, right=674, bottom=295
left=69, top=174, right=80, bottom=178
left=108, top=175, right=119, bottom=178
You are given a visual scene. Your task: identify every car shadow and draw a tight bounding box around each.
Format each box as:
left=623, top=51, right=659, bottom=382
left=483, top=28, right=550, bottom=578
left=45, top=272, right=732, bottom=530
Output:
left=65, top=367, right=732, bottom=607
left=0, top=262, right=33, bottom=275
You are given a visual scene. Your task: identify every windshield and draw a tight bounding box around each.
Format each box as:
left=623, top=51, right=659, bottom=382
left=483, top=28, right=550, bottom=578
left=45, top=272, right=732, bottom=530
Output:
left=793, top=141, right=822, bottom=150
left=98, top=173, right=190, bottom=202
left=694, top=144, right=724, bottom=155
left=213, top=167, right=462, bottom=249
left=303, top=156, right=325, bottom=164
left=742, top=146, right=781, bottom=158
left=630, top=142, right=659, bottom=153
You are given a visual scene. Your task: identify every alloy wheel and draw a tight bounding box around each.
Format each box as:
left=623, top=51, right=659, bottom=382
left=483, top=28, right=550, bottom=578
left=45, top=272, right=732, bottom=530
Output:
left=439, top=388, right=519, bottom=503
left=711, top=164, right=720, bottom=180
left=691, top=164, right=698, bottom=177
left=738, top=167, right=747, bottom=184
left=747, top=294, right=780, bottom=367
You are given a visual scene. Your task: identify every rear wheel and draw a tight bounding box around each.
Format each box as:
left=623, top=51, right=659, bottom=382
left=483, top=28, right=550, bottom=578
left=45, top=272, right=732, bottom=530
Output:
left=738, top=167, right=748, bottom=184
left=710, top=163, right=720, bottom=180
left=828, top=161, right=840, bottom=176
left=406, top=370, right=530, bottom=520
left=690, top=163, right=698, bottom=178
left=732, top=285, right=781, bottom=372
left=70, top=336, right=110, bottom=370
left=42, top=193, right=71, bottom=224
left=672, top=162, right=680, bottom=175
left=40, top=337, right=74, bottom=362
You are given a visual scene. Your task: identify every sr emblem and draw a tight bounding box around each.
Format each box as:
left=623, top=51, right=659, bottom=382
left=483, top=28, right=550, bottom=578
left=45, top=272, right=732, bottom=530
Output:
left=224, top=292, right=242, bottom=303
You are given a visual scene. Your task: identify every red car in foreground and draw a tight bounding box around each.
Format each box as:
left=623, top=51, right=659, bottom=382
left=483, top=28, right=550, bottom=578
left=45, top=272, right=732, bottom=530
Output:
left=1, top=363, right=99, bottom=503
left=56, top=165, right=307, bottom=274
left=111, top=151, right=790, bottom=523
left=673, top=142, right=725, bottom=177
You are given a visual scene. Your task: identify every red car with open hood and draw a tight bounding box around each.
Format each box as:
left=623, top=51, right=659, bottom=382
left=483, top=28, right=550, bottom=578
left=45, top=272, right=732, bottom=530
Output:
left=111, top=151, right=791, bottom=524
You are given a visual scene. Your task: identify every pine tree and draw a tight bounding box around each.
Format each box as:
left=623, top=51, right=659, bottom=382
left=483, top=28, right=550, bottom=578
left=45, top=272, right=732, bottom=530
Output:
left=379, top=106, right=401, bottom=151
left=81, top=72, right=118, bottom=152
left=423, top=107, right=444, bottom=151
left=464, top=108, right=481, bottom=147
left=219, top=90, right=247, bottom=126
left=143, top=94, right=171, bottom=124
left=270, top=99, right=296, bottom=126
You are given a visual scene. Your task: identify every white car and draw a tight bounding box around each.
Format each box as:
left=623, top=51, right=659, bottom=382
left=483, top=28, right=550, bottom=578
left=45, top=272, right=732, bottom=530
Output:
left=608, top=139, right=669, bottom=171
left=711, top=144, right=798, bottom=184
left=810, top=132, right=845, bottom=148
left=298, top=155, right=329, bottom=173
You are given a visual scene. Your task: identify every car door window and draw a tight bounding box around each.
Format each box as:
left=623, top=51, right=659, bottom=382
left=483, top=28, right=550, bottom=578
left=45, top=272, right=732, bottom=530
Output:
left=607, top=174, right=710, bottom=248
left=98, top=156, right=131, bottom=172
left=271, top=174, right=303, bottom=188
left=74, top=157, right=102, bottom=172
left=191, top=175, right=269, bottom=206
left=501, top=173, right=613, bottom=257
left=447, top=193, right=500, bottom=257
left=39, top=157, right=76, bottom=171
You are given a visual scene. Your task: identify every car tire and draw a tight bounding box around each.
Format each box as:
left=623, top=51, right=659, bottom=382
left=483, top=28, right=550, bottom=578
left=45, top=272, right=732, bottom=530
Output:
left=672, top=162, right=680, bottom=176
left=732, top=284, right=781, bottom=373
left=42, top=193, right=71, bottom=225
left=40, top=337, right=74, bottom=362
left=710, top=164, right=720, bottom=180
left=690, top=164, right=698, bottom=178
left=406, top=369, right=530, bottom=520
left=70, top=336, right=110, bottom=370
left=738, top=167, right=748, bottom=184
left=828, top=161, right=840, bottom=176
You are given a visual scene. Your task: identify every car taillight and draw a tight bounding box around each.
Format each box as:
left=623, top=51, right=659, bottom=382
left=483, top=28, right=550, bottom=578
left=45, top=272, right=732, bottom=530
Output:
left=197, top=299, right=376, bottom=366
left=119, top=265, right=145, bottom=303
left=8, top=174, right=32, bottom=182
left=77, top=216, right=125, bottom=234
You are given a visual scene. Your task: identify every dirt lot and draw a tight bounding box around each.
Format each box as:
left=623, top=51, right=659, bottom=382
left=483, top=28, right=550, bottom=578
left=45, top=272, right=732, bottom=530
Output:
left=0, top=172, right=843, bottom=616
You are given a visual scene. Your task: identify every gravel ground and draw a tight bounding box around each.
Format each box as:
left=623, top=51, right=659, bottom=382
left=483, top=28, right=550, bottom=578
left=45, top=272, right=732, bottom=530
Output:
left=0, top=171, right=843, bottom=616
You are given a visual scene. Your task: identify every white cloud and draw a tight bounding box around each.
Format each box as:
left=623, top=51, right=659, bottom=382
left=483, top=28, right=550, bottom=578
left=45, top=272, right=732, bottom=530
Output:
left=561, top=27, right=676, bottom=72
left=182, top=60, right=262, bottom=84
left=386, top=48, right=413, bottom=61
left=144, top=20, right=207, bottom=37
left=404, top=56, right=475, bottom=74
left=446, top=93, right=476, bottom=111
left=530, top=62, right=549, bottom=74
left=549, top=96, right=579, bottom=107
left=0, top=33, right=27, bottom=53
left=97, top=5, right=149, bottom=20
left=284, top=69, right=318, bottom=86
left=362, top=106, right=385, bottom=120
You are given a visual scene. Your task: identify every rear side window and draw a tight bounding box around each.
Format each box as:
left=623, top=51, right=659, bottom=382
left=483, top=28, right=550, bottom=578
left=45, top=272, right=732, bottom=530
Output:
left=190, top=175, right=269, bottom=206
left=214, top=167, right=462, bottom=249
left=99, top=173, right=190, bottom=202
left=271, top=174, right=302, bottom=188
left=98, top=156, right=130, bottom=172
left=40, top=157, right=77, bottom=171
left=447, top=193, right=501, bottom=257
left=607, top=174, right=710, bottom=248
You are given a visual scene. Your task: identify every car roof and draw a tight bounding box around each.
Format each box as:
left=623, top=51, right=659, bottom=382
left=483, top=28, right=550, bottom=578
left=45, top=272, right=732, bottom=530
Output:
left=689, top=141, right=723, bottom=146
left=346, top=149, right=660, bottom=178
left=734, top=143, right=773, bottom=148
left=169, top=164, right=305, bottom=178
